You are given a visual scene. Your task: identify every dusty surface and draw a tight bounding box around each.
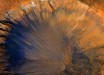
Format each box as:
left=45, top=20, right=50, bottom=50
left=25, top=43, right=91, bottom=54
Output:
left=0, top=0, right=104, bottom=75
